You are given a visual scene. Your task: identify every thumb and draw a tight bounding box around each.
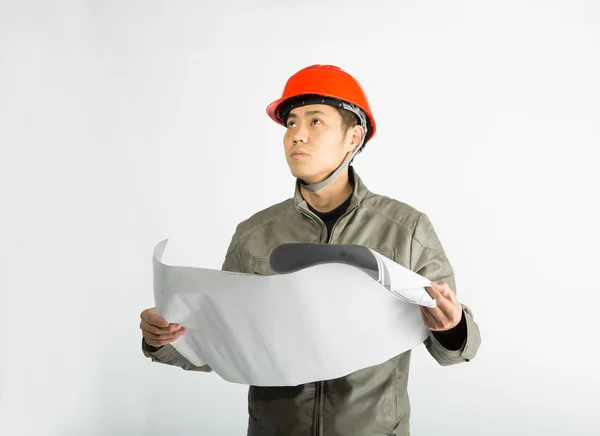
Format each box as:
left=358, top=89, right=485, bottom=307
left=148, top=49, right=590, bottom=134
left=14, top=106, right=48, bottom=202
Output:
left=144, top=308, right=169, bottom=327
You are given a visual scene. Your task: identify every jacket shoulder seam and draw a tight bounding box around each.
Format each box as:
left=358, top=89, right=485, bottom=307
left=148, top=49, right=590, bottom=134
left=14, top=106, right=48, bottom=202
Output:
left=411, top=212, right=427, bottom=248
left=410, top=212, right=445, bottom=250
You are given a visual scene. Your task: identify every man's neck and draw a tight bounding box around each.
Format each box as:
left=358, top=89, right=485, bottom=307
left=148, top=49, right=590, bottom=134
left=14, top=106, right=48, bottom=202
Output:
left=299, top=168, right=353, bottom=213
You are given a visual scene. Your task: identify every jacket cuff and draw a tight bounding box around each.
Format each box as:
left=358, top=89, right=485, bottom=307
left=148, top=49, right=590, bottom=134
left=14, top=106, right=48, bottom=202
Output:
left=432, top=309, right=467, bottom=351
left=142, top=338, right=179, bottom=361
left=425, top=305, right=479, bottom=365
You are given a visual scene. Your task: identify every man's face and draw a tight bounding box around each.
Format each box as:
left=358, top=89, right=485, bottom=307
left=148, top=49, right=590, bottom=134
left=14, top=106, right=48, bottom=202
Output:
left=283, top=104, right=358, bottom=184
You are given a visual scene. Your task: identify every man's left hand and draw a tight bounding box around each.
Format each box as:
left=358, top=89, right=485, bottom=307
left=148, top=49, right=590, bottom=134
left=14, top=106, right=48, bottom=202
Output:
left=421, top=281, right=463, bottom=331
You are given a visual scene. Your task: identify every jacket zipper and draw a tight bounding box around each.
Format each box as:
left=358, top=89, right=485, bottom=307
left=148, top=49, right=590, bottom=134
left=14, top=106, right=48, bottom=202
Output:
left=303, top=205, right=356, bottom=436
left=327, top=205, right=356, bottom=243
left=313, top=380, right=325, bottom=436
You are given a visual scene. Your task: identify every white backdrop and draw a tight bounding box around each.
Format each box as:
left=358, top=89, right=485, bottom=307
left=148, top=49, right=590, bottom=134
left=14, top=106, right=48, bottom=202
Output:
left=1, top=1, right=599, bottom=435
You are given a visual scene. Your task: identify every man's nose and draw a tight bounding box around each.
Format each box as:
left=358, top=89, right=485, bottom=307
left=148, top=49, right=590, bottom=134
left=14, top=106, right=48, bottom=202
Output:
left=292, top=126, right=308, bottom=144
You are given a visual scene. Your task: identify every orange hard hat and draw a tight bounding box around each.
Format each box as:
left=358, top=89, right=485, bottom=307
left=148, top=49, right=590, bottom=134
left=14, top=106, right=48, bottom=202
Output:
left=266, top=64, right=377, bottom=141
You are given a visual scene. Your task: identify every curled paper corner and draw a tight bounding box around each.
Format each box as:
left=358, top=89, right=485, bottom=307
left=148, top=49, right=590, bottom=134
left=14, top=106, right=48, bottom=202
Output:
left=153, top=239, right=170, bottom=262
left=422, top=293, right=437, bottom=308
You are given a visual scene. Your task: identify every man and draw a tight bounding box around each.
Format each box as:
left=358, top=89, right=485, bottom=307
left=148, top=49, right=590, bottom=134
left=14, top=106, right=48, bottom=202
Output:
left=140, top=64, right=481, bottom=436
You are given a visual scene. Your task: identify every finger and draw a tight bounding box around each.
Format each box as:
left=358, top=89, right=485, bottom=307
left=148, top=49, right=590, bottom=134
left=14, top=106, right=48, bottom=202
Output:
left=424, top=304, right=447, bottom=325
left=437, top=284, right=462, bottom=323
left=436, top=281, right=459, bottom=304
left=424, top=285, right=446, bottom=318
left=143, top=328, right=186, bottom=345
left=420, top=306, right=439, bottom=330
left=425, top=286, right=463, bottom=330
left=140, top=319, right=183, bottom=335
left=434, top=281, right=452, bottom=299
left=444, top=286, right=458, bottom=305
left=143, top=330, right=179, bottom=342
left=420, top=306, right=433, bottom=329
left=146, top=329, right=186, bottom=347
left=143, top=319, right=183, bottom=334
left=420, top=307, right=430, bottom=328
left=141, top=309, right=170, bottom=328
left=431, top=293, right=455, bottom=320
left=425, top=284, right=442, bottom=300
left=428, top=283, right=456, bottom=319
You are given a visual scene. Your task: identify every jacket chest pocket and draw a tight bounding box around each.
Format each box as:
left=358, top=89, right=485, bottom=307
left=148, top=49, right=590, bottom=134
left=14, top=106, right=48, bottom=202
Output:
left=252, top=256, right=273, bottom=276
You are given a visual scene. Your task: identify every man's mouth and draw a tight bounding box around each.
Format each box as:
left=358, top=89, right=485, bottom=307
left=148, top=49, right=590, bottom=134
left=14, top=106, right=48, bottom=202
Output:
left=291, top=150, right=309, bottom=158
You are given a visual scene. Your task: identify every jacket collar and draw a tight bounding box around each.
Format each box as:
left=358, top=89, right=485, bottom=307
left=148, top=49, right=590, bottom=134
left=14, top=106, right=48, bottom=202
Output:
left=293, top=166, right=370, bottom=212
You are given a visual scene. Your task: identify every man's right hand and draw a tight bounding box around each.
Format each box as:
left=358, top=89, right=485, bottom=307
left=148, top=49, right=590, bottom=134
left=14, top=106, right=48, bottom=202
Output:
left=140, top=307, right=187, bottom=348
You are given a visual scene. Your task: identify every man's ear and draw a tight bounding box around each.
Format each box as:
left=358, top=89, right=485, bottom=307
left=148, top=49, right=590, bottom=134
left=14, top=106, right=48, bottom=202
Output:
left=348, top=125, right=365, bottom=152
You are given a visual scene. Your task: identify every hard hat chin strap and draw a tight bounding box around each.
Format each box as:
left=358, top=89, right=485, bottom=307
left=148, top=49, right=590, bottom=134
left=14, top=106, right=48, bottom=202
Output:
left=300, top=146, right=361, bottom=192
left=300, top=101, right=368, bottom=192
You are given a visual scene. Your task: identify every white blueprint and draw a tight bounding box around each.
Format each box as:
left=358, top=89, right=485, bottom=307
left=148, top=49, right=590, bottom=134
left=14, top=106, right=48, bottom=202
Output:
left=152, top=239, right=435, bottom=386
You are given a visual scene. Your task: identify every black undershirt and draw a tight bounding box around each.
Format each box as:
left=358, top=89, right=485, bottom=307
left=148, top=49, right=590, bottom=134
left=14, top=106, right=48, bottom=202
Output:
left=305, top=191, right=467, bottom=351
left=307, top=192, right=353, bottom=241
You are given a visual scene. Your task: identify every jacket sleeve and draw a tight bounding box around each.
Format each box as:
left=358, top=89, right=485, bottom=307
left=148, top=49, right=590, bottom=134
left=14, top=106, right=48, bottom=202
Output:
left=141, top=339, right=213, bottom=372
left=410, top=213, right=481, bottom=366
left=141, top=233, right=245, bottom=371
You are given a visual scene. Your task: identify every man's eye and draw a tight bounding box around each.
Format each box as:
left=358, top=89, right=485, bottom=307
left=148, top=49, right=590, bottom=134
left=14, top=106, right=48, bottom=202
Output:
left=312, top=119, right=322, bottom=125
left=286, top=122, right=295, bottom=128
